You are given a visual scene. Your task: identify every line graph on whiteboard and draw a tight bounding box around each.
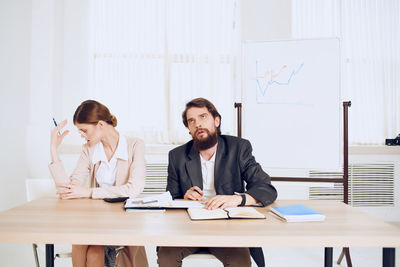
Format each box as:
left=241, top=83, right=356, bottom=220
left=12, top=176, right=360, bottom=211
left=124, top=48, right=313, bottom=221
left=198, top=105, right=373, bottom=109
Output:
left=254, top=60, right=306, bottom=105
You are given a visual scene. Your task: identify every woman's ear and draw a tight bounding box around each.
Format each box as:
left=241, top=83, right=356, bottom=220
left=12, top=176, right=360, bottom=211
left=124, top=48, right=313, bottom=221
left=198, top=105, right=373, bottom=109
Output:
left=97, top=120, right=106, bottom=128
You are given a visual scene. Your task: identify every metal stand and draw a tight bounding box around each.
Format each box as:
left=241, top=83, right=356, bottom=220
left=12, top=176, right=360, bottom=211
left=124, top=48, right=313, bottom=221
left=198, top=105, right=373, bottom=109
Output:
left=45, top=244, right=54, bottom=267
left=337, top=102, right=353, bottom=266
left=383, top=248, right=395, bottom=267
left=325, top=248, right=333, bottom=267
left=234, top=101, right=353, bottom=267
left=234, top=102, right=265, bottom=267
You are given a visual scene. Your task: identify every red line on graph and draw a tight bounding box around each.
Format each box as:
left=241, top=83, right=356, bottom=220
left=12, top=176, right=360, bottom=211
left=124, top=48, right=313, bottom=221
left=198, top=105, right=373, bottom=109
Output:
left=256, top=65, right=287, bottom=82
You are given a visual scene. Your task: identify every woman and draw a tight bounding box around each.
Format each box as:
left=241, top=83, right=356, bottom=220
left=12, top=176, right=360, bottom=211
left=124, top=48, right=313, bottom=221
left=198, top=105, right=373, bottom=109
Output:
left=49, top=100, right=148, bottom=267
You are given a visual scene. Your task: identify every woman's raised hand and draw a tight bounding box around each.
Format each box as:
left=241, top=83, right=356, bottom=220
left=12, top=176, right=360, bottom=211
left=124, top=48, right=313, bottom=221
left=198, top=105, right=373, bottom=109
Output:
left=50, top=119, right=70, bottom=163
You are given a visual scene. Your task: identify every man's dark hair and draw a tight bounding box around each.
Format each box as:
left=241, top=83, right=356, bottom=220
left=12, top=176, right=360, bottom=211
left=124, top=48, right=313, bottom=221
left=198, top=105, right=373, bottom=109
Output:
left=182, top=98, right=221, bottom=135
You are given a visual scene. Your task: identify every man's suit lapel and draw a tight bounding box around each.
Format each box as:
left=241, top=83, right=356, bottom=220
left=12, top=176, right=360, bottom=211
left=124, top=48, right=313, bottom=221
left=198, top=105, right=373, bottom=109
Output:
left=214, top=136, right=228, bottom=191
left=185, top=145, right=203, bottom=189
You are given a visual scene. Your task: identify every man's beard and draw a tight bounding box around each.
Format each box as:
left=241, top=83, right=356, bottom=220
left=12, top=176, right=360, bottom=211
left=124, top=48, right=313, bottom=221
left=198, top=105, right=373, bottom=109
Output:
left=193, top=128, right=218, bottom=151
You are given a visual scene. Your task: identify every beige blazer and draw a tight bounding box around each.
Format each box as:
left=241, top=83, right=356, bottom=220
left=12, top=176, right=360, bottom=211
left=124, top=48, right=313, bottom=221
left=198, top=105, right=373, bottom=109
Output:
left=49, top=136, right=149, bottom=267
left=48, top=136, right=146, bottom=199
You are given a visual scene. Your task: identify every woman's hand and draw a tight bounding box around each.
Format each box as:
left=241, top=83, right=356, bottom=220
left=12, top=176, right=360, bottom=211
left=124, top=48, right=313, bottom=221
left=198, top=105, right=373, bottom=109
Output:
left=50, top=119, right=69, bottom=149
left=57, top=183, right=92, bottom=199
left=50, top=119, right=69, bottom=163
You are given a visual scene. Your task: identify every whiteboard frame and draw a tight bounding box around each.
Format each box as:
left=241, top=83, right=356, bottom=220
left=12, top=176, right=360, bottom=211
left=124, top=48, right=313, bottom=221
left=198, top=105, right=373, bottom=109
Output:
left=241, top=38, right=343, bottom=171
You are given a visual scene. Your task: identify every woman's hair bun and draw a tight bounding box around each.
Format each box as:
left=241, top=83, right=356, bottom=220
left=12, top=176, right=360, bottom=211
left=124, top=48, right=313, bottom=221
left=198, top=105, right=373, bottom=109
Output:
left=109, top=114, right=118, bottom=127
left=73, top=100, right=118, bottom=127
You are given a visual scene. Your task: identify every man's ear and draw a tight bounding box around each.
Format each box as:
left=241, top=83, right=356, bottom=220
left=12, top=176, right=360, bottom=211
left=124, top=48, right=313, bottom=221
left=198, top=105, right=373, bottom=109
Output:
left=214, top=116, right=221, bottom=128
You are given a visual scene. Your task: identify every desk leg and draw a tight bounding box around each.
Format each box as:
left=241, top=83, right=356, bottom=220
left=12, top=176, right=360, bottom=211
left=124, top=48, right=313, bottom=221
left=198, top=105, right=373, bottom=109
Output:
left=383, top=248, right=395, bottom=267
left=45, top=244, right=54, bottom=267
left=324, top=247, right=333, bottom=267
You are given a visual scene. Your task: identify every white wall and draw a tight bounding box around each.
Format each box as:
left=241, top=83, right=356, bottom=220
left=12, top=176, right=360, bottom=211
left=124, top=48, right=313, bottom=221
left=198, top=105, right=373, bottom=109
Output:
left=26, top=0, right=90, bottom=182
left=0, top=0, right=31, bottom=212
left=0, top=0, right=36, bottom=266
left=241, top=0, right=291, bottom=41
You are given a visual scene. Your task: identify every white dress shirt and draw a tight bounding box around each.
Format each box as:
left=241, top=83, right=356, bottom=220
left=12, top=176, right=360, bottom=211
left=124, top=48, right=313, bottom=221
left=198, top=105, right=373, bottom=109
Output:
left=92, top=135, right=128, bottom=188
left=200, top=151, right=217, bottom=200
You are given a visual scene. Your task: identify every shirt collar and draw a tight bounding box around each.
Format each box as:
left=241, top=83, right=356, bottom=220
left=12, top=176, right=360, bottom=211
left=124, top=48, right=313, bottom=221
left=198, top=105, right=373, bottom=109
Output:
left=91, top=135, right=128, bottom=164
left=92, top=141, right=107, bottom=165
left=200, top=149, right=216, bottom=164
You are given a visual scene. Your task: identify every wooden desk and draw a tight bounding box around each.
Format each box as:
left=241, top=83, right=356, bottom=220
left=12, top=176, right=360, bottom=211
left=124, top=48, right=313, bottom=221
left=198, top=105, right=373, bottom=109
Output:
left=0, top=198, right=399, bottom=266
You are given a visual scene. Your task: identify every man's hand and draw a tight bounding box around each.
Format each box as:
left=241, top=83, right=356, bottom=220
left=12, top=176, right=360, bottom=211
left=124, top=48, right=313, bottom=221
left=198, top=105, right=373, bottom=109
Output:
left=57, top=183, right=92, bottom=199
left=205, top=195, right=242, bottom=210
left=184, top=186, right=204, bottom=201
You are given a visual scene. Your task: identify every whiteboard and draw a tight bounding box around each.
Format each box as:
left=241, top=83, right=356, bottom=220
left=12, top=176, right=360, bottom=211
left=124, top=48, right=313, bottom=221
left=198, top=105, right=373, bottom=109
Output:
left=242, top=39, right=341, bottom=169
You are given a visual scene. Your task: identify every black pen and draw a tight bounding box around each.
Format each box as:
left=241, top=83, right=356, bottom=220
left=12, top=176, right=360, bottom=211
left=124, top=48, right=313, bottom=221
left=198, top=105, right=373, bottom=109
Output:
left=193, top=187, right=203, bottom=196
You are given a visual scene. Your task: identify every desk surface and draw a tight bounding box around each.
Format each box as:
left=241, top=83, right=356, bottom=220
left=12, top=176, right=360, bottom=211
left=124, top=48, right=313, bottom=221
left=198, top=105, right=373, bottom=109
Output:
left=0, top=198, right=399, bottom=247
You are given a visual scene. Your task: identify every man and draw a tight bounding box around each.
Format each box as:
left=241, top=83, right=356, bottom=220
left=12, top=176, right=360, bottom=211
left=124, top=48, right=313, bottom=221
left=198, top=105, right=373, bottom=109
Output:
left=157, top=98, right=277, bottom=267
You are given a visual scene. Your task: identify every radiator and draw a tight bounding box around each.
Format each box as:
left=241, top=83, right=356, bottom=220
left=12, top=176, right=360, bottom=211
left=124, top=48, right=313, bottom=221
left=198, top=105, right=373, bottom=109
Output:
left=142, top=163, right=168, bottom=196
left=309, top=163, right=395, bottom=207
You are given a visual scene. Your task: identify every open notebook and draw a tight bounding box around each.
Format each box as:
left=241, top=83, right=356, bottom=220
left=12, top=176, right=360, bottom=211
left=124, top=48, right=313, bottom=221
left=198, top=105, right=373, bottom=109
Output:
left=187, top=207, right=266, bottom=220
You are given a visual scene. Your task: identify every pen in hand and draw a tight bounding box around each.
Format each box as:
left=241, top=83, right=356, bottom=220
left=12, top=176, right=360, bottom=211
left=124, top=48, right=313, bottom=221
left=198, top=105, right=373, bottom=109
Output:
left=52, top=117, right=61, bottom=136
left=191, top=186, right=204, bottom=201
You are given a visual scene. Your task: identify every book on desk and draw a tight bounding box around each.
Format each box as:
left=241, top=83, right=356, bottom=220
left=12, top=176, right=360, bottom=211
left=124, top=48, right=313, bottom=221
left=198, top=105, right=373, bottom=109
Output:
left=269, top=204, right=326, bottom=222
left=187, top=207, right=266, bottom=220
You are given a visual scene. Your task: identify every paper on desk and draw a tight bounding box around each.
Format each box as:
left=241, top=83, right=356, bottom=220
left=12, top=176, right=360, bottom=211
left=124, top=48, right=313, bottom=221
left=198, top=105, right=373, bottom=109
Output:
left=168, top=200, right=204, bottom=208
left=125, top=191, right=204, bottom=209
left=126, top=191, right=172, bottom=207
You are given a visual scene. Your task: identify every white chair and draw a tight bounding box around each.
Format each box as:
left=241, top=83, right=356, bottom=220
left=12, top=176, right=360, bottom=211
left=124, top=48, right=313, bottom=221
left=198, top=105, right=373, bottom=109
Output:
left=183, top=248, right=264, bottom=267
left=183, top=250, right=220, bottom=266
left=25, top=179, right=72, bottom=267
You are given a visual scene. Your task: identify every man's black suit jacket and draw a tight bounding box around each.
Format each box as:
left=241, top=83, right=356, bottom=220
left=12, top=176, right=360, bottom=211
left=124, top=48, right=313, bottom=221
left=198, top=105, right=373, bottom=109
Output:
left=167, top=135, right=277, bottom=206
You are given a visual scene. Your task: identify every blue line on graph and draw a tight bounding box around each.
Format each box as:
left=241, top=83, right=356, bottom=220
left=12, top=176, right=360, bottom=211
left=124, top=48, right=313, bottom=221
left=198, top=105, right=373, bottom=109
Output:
left=255, top=60, right=304, bottom=97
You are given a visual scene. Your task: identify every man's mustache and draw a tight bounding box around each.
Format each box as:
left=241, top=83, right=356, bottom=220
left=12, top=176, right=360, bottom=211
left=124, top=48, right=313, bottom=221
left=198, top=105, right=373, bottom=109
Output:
left=194, top=128, right=209, bottom=135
